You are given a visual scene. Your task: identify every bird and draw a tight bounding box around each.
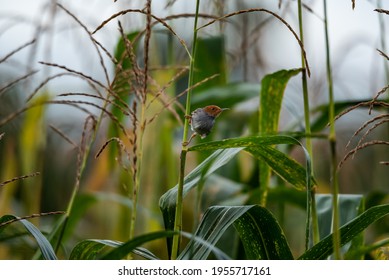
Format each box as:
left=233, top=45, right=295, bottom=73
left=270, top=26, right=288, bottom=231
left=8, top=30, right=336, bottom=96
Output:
left=183, top=105, right=229, bottom=146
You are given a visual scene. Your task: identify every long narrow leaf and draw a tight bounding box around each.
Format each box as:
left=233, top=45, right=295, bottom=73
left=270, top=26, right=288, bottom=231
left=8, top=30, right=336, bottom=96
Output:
left=259, top=69, right=302, bottom=134
left=299, top=204, right=389, bottom=260
left=179, top=205, right=293, bottom=260
left=258, top=68, right=302, bottom=204
left=101, top=230, right=177, bottom=260
left=70, top=239, right=159, bottom=260
left=246, top=145, right=309, bottom=190
left=189, top=135, right=313, bottom=190
left=0, top=215, right=57, bottom=260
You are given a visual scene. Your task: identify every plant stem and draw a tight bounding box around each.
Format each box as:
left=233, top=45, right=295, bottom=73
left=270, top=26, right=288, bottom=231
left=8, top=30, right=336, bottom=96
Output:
left=56, top=111, right=103, bottom=252
left=171, top=0, right=201, bottom=260
left=129, top=104, right=146, bottom=241
left=323, top=0, right=341, bottom=259
left=129, top=0, right=152, bottom=241
left=297, top=0, right=319, bottom=249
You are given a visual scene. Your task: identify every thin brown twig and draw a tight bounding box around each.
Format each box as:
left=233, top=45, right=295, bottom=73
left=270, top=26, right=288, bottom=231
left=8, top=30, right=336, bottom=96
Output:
left=26, top=72, right=102, bottom=102
left=338, top=140, right=389, bottom=169
left=49, top=124, right=78, bottom=148
left=345, top=114, right=389, bottom=150
left=0, top=70, right=39, bottom=97
left=38, top=61, right=108, bottom=91
left=49, top=100, right=131, bottom=139
left=95, top=137, right=131, bottom=159
left=0, top=172, right=40, bottom=188
left=375, top=9, right=389, bottom=15
left=197, top=8, right=311, bottom=76
left=335, top=101, right=389, bottom=121
left=93, top=9, right=191, bottom=59
left=0, top=211, right=65, bottom=228
left=58, top=92, right=130, bottom=115
left=146, top=67, right=188, bottom=108
left=377, top=48, right=389, bottom=60
left=369, top=85, right=389, bottom=114
left=57, top=3, right=111, bottom=85
left=0, top=39, right=36, bottom=64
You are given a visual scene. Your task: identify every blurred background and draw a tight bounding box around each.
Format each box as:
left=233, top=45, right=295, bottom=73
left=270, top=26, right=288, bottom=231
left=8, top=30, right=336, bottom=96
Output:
left=0, top=0, right=388, bottom=259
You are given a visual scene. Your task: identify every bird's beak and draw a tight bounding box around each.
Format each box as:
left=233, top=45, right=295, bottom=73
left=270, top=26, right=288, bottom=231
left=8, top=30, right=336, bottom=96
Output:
left=221, top=108, right=230, bottom=111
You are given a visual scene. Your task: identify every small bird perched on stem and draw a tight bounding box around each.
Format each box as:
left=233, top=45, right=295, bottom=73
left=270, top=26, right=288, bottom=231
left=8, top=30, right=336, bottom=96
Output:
left=183, top=105, right=229, bottom=146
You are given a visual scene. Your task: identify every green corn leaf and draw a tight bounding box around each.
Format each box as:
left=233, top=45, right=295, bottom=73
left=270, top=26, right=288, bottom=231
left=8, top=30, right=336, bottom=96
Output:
left=258, top=68, right=302, bottom=204
left=101, top=230, right=177, bottom=260
left=246, top=145, right=308, bottom=190
left=70, top=239, right=159, bottom=260
left=190, top=135, right=314, bottom=190
left=259, top=68, right=302, bottom=134
left=0, top=215, right=57, bottom=260
left=299, top=204, right=389, bottom=260
left=179, top=205, right=293, bottom=260
left=161, top=135, right=312, bottom=232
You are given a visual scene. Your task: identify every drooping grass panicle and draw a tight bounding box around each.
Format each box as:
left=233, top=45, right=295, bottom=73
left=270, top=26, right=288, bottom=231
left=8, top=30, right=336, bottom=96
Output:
left=146, top=67, right=188, bottom=110
left=335, top=101, right=389, bottom=122
left=375, top=8, right=389, bottom=15
left=0, top=70, right=39, bottom=97
left=377, top=49, right=389, bottom=60
left=0, top=38, right=36, bottom=64
left=56, top=3, right=111, bottom=85
left=131, top=100, right=138, bottom=181
left=0, top=211, right=65, bottom=228
left=345, top=114, right=389, bottom=150
left=38, top=61, right=109, bottom=91
left=197, top=8, right=311, bottom=76
left=57, top=92, right=131, bottom=116
left=0, top=172, right=41, bottom=188
left=369, top=84, right=389, bottom=113
left=26, top=72, right=103, bottom=102
left=49, top=124, right=78, bottom=149
left=74, top=115, right=97, bottom=193
left=93, top=8, right=191, bottom=59
left=95, top=137, right=131, bottom=160
left=338, top=140, right=389, bottom=169
left=95, top=137, right=132, bottom=173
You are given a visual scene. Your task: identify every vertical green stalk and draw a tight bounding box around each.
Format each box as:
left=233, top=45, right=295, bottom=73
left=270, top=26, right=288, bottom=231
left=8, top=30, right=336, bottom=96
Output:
left=129, top=105, right=146, bottom=241
left=171, top=0, right=200, bottom=260
left=297, top=0, right=319, bottom=249
left=323, top=0, right=340, bottom=259
left=56, top=109, right=105, bottom=252
left=129, top=0, right=152, bottom=241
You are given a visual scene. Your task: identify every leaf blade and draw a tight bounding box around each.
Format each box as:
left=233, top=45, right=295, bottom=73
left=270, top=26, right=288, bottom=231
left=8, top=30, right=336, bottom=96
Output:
left=299, top=204, right=389, bottom=260
left=179, top=205, right=293, bottom=260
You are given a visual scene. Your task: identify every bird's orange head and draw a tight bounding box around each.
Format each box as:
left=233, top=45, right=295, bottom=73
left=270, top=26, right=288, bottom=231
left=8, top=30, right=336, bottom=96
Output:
left=202, top=105, right=229, bottom=118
